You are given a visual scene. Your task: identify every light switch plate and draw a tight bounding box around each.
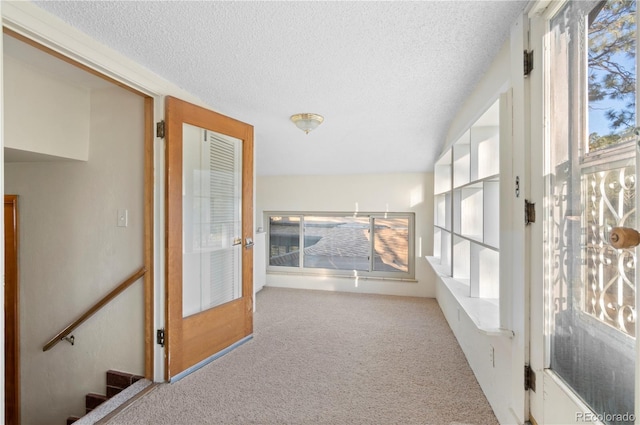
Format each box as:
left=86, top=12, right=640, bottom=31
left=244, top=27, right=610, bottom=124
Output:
left=117, top=209, right=128, bottom=227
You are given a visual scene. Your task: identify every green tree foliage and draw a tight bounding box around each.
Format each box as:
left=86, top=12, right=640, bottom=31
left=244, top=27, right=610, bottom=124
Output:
left=589, top=131, right=621, bottom=150
left=588, top=0, right=636, bottom=150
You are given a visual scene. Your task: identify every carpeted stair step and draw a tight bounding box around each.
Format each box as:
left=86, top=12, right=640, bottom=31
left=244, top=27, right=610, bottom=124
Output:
left=85, top=393, right=107, bottom=413
left=74, top=379, right=154, bottom=425
left=106, top=370, right=144, bottom=398
left=68, top=370, right=149, bottom=423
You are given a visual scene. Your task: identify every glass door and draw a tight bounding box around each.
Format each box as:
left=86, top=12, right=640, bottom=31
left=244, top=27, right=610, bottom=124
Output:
left=165, top=96, right=254, bottom=381
left=532, top=1, right=637, bottom=423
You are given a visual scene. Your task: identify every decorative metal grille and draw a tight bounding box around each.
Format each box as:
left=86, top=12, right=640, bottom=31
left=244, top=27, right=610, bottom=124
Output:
left=584, top=164, right=636, bottom=337
left=549, top=170, right=570, bottom=317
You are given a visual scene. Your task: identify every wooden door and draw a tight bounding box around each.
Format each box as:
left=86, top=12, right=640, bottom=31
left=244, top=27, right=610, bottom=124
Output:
left=5, top=195, right=19, bottom=425
left=165, top=96, right=254, bottom=380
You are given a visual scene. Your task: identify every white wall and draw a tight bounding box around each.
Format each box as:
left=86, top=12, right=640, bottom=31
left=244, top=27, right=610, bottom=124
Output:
left=4, top=55, right=90, bottom=161
left=4, top=85, right=145, bottom=424
left=443, top=42, right=510, bottom=156
left=436, top=278, right=516, bottom=424
left=257, top=173, right=435, bottom=297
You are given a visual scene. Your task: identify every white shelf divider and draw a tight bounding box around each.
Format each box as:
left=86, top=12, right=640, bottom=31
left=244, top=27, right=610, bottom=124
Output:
left=453, top=189, right=461, bottom=234
left=483, top=180, right=500, bottom=248
left=445, top=192, right=452, bottom=231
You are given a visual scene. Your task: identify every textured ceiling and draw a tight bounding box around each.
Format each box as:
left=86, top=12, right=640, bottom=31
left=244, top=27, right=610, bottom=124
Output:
left=30, top=0, right=527, bottom=176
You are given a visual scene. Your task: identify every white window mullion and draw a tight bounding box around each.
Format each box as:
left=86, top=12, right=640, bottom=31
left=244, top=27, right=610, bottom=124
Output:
left=300, top=216, right=305, bottom=270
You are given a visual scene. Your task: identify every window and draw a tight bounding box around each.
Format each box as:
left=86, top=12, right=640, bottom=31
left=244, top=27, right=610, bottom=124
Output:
left=546, top=0, right=636, bottom=420
left=584, top=0, right=637, bottom=337
left=266, top=212, right=415, bottom=279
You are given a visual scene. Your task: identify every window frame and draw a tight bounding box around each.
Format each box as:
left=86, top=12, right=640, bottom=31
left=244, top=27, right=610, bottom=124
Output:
left=265, top=211, right=416, bottom=280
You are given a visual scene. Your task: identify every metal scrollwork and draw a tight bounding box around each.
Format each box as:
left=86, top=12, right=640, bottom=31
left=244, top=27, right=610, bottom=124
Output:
left=584, top=166, right=636, bottom=337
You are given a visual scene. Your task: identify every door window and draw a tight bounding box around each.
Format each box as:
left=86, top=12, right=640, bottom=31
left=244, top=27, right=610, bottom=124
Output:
left=182, top=123, right=243, bottom=317
left=547, top=1, right=636, bottom=422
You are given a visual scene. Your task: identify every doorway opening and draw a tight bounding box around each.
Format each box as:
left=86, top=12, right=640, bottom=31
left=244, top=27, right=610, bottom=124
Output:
left=2, top=28, right=154, bottom=424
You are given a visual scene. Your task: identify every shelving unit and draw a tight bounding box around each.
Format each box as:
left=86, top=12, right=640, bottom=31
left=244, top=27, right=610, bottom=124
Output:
left=431, top=99, right=500, bottom=299
left=432, top=151, right=453, bottom=276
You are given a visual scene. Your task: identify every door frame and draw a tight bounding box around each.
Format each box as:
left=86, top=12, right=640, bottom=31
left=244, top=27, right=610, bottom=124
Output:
left=4, top=195, right=19, bottom=425
left=1, top=26, right=156, bottom=378
left=527, top=1, right=595, bottom=422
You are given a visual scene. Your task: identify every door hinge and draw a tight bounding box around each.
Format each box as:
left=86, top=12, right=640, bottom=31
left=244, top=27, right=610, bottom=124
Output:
left=525, top=200, right=536, bottom=225
left=156, top=120, right=166, bottom=138
left=524, top=50, right=534, bottom=76
left=524, top=364, right=536, bottom=392
left=156, top=328, right=165, bottom=347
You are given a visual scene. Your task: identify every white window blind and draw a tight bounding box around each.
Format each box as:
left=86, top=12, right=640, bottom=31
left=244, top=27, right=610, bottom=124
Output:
left=205, top=131, right=242, bottom=309
left=182, top=123, right=242, bottom=317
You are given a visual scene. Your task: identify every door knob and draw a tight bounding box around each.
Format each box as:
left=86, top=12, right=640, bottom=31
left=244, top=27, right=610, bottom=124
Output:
left=610, top=227, right=640, bottom=249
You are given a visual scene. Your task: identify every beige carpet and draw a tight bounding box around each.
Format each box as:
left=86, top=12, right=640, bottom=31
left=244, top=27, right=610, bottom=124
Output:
left=108, top=287, right=498, bottom=425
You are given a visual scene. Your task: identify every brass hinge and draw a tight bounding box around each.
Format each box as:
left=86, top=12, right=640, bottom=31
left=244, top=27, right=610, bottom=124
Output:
left=156, top=328, right=165, bottom=347
left=524, top=50, right=534, bottom=77
left=156, top=120, right=166, bottom=139
left=525, top=200, right=536, bottom=225
left=525, top=365, right=536, bottom=392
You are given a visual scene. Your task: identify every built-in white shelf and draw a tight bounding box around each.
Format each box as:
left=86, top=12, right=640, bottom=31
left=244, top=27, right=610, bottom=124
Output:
left=453, top=130, right=470, bottom=188
left=438, top=272, right=512, bottom=338
left=460, top=184, right=483, bottom=241
left=470, top=243, right=499, bottom=298
left=434, top=193, right=452, bottom=230
left=434, top=151, right=452, bottom=195
left=473, top=126, right=500, bottom=180
left=452, top=236, right=470, bottom=283
left=433, top=228, right=452, bottom=276
left=431, top=98, right=501, bottom=300
left=483, top=179, right=500, bottom=249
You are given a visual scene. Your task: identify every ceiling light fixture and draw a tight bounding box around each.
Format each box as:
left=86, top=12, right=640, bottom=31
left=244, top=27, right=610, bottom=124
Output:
left=290, top=113, right=324, bottom=134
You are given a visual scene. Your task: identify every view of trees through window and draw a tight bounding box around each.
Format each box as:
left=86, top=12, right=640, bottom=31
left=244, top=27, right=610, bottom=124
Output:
left=588, top=0, right=636, bottom=151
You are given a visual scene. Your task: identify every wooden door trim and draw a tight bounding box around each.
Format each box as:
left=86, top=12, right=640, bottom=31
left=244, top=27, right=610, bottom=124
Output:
left=165, top=96, right=254, bottom=379
left=5, top=195, right=19, bottom=425
left=143, top=97, right=154, bottom=378
left=3, top=28, right=147, bottom=98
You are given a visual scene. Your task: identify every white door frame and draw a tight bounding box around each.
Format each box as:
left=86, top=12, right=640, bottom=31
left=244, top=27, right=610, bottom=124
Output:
left=527, top=1, right=639, bottom=423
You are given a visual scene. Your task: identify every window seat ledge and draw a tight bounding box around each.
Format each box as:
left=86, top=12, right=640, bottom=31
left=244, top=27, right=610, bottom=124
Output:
left=426, top=256, right=513, bottom=338
left=266, top=270, right=418, bottom=283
